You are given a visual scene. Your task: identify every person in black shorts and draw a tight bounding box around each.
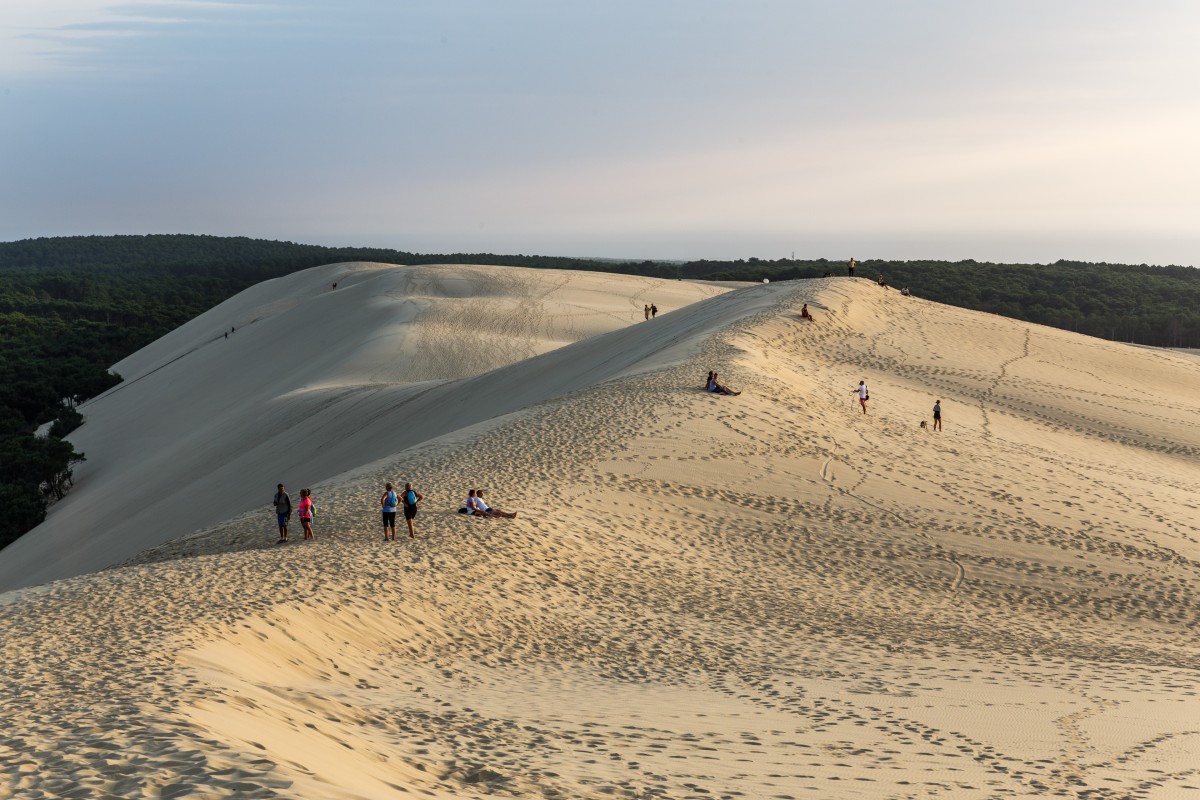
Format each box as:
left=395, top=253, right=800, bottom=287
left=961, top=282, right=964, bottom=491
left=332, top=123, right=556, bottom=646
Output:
left=933, top=399, right=942, bottom=431
left=380, top=482, right=399, bottom=541
left=401, top=482, right=424, bottom=538
left=273, top=483, right=291, bottom=543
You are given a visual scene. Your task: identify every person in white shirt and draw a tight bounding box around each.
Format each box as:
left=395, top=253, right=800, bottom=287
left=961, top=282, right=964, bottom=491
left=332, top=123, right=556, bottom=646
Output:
left=470, top=488, right=517, bottom=518
left=851, top=380, right=869, bottom=414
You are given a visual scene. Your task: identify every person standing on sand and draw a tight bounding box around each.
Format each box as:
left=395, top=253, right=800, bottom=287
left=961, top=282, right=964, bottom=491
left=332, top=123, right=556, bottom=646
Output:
left=851, top=380, right=869, bottom=414
left=848, top=257, right=856, bottom=277
left=401, top=482, right=424, bottom=538
left=381, top=482, right=399, bottom=541
left=273, top=483, right=292, bottom=543
left=651, top=303, right=658, bottom=318
left=933, top=399, right=942, bottom=431
left=644, top=304, right=651, bottom=320
left=298, top=488, right=316, bottom=540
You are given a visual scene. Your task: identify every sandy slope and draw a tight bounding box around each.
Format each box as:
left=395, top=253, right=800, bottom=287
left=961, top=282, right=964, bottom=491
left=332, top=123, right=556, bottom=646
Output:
left=3, top=273, right=1200, bottom=799
left=0, top=263, right=727, bottom=591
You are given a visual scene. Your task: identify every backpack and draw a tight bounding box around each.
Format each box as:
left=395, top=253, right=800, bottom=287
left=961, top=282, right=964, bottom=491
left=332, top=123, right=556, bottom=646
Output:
left=403, top=490, right=417, bottom=508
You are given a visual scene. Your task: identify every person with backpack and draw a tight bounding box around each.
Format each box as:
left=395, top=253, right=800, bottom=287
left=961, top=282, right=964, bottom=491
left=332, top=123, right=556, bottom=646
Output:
left=380, top=482, right=399, bottom=541
left=273, top=483, right=292, bottom=543
left=401, top=482, right=424, bottom=538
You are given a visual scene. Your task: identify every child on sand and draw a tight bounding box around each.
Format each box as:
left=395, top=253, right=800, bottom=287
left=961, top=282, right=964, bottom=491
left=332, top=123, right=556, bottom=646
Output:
left=380, top=482, right=399, bottom=541
left=800, top=304, right=813, bottom=320
left=851, top=381, right=869, bottom=414
left=298, top=488, right=316, bottom=541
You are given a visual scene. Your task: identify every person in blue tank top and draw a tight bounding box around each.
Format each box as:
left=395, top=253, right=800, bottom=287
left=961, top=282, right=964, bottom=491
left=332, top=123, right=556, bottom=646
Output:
left=380, top=482, right=399, bottom=541
left=401, top=481, right=424, bottom=539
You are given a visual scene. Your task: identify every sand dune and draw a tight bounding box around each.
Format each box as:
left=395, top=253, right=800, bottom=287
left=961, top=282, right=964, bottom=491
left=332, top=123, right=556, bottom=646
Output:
left=0, top=263, right=729, bottom=591
left=3, top=271, right=1200, bottom=799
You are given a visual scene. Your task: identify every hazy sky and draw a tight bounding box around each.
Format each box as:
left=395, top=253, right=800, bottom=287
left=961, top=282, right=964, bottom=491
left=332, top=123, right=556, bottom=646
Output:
left=2, top=1, right=1198, bottom=264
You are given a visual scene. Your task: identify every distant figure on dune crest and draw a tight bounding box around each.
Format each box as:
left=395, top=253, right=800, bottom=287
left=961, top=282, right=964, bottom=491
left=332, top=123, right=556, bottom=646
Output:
left=273, top=483, right=292, bottom=543
left=900, top=286, right=911, bottom=296
left=332, top=282, right=338, bottom=290
left=877, top=274, right=888, bottom=288
left=848, top=257, right=856, bottom=277
left=800, top=304, right=814, bottom=321
left=706, top=371, right=740, bottom=396
left=381, top=482, right=400, bottom=541
left=470, top=489, right=517, bottom=518
left=851, top=380, right=869, bottom=414
left=402, top=482, right=424, bottom=538
left=933, top=399, right=942, bottom=431
left=651, top=303, right=658, bottom=318
left=298, top=488, right=316, bottom=541
left=644, top=304, right=651, bottom=320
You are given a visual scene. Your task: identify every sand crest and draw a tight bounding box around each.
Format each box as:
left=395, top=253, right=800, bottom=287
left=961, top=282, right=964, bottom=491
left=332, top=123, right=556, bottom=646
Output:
left=2, top=272, right=1200, bottom=799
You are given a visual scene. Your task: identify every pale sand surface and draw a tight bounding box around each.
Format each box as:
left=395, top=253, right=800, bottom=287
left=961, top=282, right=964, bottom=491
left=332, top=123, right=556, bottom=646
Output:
left=3, top=274, right=1200, bottom=798
left=0, top=263, right=729, bottom=591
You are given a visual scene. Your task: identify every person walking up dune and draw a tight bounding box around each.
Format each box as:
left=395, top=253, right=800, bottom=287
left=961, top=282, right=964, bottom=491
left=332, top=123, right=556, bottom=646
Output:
left=848, top=257, right=856, bottom=277
left=644, top=304, right=651, bottom=321
left=273, top=483, right=292, bottom=543
left=851, top=380, right=869, bottom=414
left=933, top=399, right=942, bottom=431
left=380, top=482, right=399, bottom=541
left=298, top=488, right=316, bottom=540
left=651, top=303, right=658, bottom=318
left=402, top=482, right=424, bottom=538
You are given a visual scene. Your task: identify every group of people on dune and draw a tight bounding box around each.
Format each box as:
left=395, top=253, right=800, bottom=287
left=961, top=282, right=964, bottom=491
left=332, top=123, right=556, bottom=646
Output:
left=705, top=370, right=740, bottom=396
left=270, top=481, right=518, bottom=543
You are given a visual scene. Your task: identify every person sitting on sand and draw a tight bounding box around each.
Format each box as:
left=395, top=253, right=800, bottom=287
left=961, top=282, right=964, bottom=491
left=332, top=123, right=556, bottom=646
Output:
left=800, top=304, right=814, bottom=320
left=471, top=489, right=517, bottom=518
left=877, top=274, right=888, bottom=288
left=707, top=372, right=741, bottom=396
left=298, top=488, right=316, bottom=541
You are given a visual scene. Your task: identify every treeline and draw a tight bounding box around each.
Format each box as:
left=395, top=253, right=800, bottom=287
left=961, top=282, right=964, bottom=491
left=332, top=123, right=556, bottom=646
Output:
left=694, top=257, right=1200, bottom=347
left=1, top=235, right=1197, bottom=552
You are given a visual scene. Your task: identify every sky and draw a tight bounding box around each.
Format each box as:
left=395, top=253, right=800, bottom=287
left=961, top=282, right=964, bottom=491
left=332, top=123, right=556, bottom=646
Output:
left=1, top=1, right=1198, bottom=264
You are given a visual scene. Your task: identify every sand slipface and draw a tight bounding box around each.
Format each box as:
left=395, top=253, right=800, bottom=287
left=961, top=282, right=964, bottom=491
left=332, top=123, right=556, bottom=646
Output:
left=3, top=270, right=1200, bottom=799
left=0, top=263, right=731, bottom=591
